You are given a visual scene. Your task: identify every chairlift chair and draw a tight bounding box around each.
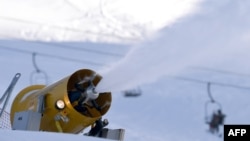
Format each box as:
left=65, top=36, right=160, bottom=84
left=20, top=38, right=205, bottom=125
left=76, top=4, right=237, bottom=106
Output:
left=123, top=87, right=142, bottom=97
left=204, top=82, right=223, bottom=124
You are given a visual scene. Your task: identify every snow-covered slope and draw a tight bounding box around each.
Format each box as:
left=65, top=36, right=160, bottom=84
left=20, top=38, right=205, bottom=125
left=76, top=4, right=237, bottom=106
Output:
left=0, top=129, right=107, bottom=141
left=0, top=0, right=199, bottom=43
left=1, top=0, right=250, bottom=141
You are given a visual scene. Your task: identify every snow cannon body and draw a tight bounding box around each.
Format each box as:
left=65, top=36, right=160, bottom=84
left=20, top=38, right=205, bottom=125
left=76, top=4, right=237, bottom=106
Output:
left=10, top=69, right=112, bottom=133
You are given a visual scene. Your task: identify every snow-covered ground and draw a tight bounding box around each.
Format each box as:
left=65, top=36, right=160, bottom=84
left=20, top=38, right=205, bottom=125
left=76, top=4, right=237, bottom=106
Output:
left=1, top=0, right=250, bottom=141
left=0, top=0, right=199, bottom=43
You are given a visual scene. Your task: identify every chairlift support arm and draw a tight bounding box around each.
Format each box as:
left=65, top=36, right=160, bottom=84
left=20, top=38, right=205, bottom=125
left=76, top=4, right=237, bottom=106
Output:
left=0, top=73, right=21, bottom=117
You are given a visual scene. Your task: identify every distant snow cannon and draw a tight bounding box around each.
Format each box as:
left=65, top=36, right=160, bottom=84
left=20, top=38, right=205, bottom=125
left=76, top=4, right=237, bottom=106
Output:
left=10, top=69, right=124, bottom=140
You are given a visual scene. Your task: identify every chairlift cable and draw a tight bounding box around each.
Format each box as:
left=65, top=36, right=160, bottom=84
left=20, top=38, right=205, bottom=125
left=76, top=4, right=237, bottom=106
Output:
left=0, top=45, right=103, bottom=66
left=173, top=76, right=250, bottom=91
left=35, top=41, right=123, bottom=57
left=190, top=66, right=250, bottom=78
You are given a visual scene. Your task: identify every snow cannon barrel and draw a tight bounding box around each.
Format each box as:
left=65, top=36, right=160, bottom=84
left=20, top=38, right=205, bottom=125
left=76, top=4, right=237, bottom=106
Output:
left=10, top=69, right=112, bottom=133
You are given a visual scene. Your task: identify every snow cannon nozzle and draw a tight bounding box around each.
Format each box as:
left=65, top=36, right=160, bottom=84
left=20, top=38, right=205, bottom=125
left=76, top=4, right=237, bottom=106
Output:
left=86, top=85, right=99, bottom=100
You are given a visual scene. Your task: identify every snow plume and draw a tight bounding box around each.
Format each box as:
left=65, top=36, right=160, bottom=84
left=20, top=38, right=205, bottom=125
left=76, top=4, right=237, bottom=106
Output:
left=96, top=0, right=250, bottom=93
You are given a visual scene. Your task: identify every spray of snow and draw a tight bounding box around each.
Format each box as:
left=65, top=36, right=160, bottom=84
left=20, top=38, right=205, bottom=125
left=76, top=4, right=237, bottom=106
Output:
left=96, top=0, right=250, bottom=93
